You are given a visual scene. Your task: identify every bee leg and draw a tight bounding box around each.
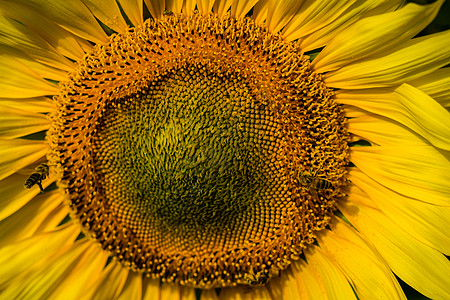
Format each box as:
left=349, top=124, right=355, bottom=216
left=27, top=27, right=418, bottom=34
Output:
left=309, top=187, right=319, bottom=201
left=36, top=181, right=45, bottom=193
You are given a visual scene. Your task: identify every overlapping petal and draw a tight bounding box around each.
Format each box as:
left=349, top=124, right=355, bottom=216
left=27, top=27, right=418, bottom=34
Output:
left=118, top=0, right=144, bottom=26
left=0, top=14, right=74, bottom=71
left=83, top=260, right=129, bottom=299
left=0, top=139, right=47, bottom=181
left=336, top=84, right=450, bottom=150
left=301, top=245, right=357, bottom=299
left=350, top=145, right=450, bottom=206
left=349, top=169, right=450, bottom=254
left=264, top=0, right=304, bottom=33
left=408, top=67, right=450, bottom=108
left=0, top=172, right=49, bottom=221
left=213, top=0, right=233, bottom=17
left=313, top=1, right=443, bottom=72
left=81, top=0, right=129, bottom=33
left=346, top=110, right=427, bottom=146
left=0, top=192, right=65, bottom=248
left=0, top=224, right=79, bottom=290
left=48, top=240, right=110, bottom=299
left=117, top=272, right=143, bottom=300
left=142, top=278, right=197, bottom=300
left=231, top=0, right=259, bottom=19
left=0, top=1, right=89, bottom=61
left=197, top=0, right=215, bottom=14
left=296, top=0, right=404, bottom=52
left=0, top=44, right=68, bottom=81
left=0, top=97, right=53, bottom=113
left=1, top=239, right=105, bottom=299
left=340, top=193, right=450, bottom=300
left=281, top=0, right=357, bottom=42
left=165, top=0, right=184, bottom=13
left=6, top=0, right=108, bottom=43
left=318, top=217, right=406, bottom=299
left=0, top=105, right=49, bottom=138
left=144, top=0, right=165, bottom=18
left=325, top=30, right=450, bottom=89
left=0, top=55, right=59, bottom=98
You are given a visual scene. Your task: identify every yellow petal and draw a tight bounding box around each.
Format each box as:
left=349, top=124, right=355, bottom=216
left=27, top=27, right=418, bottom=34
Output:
left=0, top=139, right=47, bottom=181
left=325, top=30, right=450, bottom=89
left=141, top=277, right=197, bottom=299
left=160, top=282, right=196, bottom=300
left=48, top=241, right=109, bottom=300
left=408, top=67, right=450, bottom=108
left=117, top=272, right=143, bottom=300
left=0, top=105, right=50, bottom=138
left=0, top=44, right=68, bottom=82
left=34, top=195, right=69, bottom=234
left=142, top=278, right=162, bottom=300
left=281, top=259, right=323, bottom=300
left=84, top=259, right=129, bottom=299
left=2, top=239, right=92, bottom=299
left=336, top=84, right=450, bottom=150
left=0, top=55, right=59, bottom=98
left=179, top=286, right=197, bottom=300
left=302, top=245, right=357, bottom=299
left=318, top=216, right=406, bottom=299
left=201, top=289, right=219, bottom=300
left=0, top=223, right=79, bottom=290
left=183, top=0, right=197, bottom=16
left=231, top=0, right=259, bottom=19
left=144, top=0, right=165, bottom=19
left=313, top=1, right=443, bottom=73
left=197, top=0, right=215, bottom=14
left=267, top=259, right=312, bottom=300
left=349, top=169, right=450, bottom=255
left=347, top=111, right=426, bottom=146
left=339, top=199, right=450, bottom=300
left=219, top=285, right=271, bottom=299
left=281, top=0, right=357, bottom=42
left=213, top=0, right=233, bottom=17
left=296, top=0, right=404, bottom=51
left=81, top=0, right=128, bottom=33
left=0, top=15, right=74, bottom=71
left=0, top=97, right=53, bottom=113
left=265, top=0, right=304, bottom=34
left=12, top=0, right=108, bottom=44
left=252, top=0, right=269, bottom=26
left=0, top=1, right=88, bottom=61
left=0, top=192, right=65, bottom=248
left=350, top=145, right=450, bottom=206
left=0, top=172, right=52, bottom=221
left=166, top=0, right=184, bottom=13
left=118, top=0, right=144, bottom=26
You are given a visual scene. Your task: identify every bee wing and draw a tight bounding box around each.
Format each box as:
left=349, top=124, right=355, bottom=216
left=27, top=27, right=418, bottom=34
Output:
left=17, top=158, right=48, bottom=175
left=17, top=167, right=36, bottom=176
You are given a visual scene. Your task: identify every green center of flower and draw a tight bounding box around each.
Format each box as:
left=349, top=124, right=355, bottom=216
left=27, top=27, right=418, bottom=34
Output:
left=94, top=64, right=279, bottom=249
left=49, top=13, right=349, bottom=288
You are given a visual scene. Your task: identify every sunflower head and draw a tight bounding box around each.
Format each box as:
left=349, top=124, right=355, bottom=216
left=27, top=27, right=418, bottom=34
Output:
left=48, top=12, right=349, bottom=288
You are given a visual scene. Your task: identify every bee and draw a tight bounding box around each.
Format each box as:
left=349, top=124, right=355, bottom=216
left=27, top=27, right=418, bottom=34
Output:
left=163, top=10, right=174, bottom=16
left=298, top=165, right=333, bottom=199
left=24, top=163, right=49, bottom=193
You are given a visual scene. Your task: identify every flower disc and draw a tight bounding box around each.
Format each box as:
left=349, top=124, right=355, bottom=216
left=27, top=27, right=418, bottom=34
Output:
left=49, top=13, right=349, bottom=288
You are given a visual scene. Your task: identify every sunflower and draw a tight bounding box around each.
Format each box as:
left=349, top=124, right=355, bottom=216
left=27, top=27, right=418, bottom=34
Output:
left=1, top=0, right=450, bottom=299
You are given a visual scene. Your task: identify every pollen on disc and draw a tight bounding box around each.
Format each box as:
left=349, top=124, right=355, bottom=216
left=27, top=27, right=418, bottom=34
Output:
left=48, top=13, right=349, bottom=288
